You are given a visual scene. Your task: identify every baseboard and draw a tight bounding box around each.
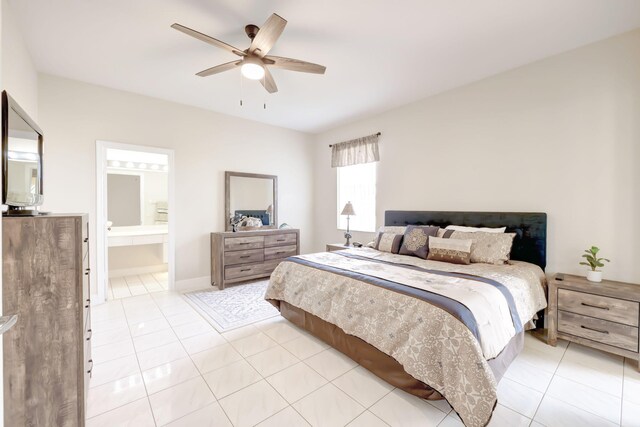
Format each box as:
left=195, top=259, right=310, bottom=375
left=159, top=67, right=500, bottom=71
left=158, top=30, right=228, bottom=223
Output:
left=109, top=264, right=167, bottom=278
left=175, top=276, right=213, bottom=293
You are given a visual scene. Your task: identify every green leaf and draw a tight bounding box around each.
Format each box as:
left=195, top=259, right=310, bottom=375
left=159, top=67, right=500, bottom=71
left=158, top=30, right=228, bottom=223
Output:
left=579, top=262, right=590, bottom=266
left=596, top=262, right=605, bottom=267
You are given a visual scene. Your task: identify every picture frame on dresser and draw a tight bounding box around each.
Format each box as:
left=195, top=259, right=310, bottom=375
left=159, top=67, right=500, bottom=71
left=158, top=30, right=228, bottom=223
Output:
left=548, top=273, right=640, bottom=370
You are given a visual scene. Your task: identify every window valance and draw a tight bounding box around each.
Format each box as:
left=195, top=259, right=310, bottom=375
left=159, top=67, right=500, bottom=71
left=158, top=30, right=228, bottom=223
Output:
left=330, top=133, right=380, bottom=168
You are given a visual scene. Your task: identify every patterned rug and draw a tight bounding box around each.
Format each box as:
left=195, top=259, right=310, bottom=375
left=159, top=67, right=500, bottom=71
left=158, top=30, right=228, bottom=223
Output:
left=183, top=280, right=279, bottom=333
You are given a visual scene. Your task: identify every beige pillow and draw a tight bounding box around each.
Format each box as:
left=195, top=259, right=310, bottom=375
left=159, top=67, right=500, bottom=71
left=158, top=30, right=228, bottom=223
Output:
left=445, top=225, right=506, bottom=233
left=448, top=231, right=515, bottom=264
left=375, top=232, right=403, bottom=254
left=427, top=236, right=472, bottom=265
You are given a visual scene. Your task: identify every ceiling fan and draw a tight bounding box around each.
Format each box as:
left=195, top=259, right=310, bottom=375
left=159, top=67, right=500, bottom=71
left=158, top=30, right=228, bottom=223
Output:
left=171, top=13, right=326, bottom=94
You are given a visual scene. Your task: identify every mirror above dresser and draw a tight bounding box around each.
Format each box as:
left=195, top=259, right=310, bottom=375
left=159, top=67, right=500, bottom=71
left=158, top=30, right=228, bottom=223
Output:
left=225, top=171, right=277, bottom=231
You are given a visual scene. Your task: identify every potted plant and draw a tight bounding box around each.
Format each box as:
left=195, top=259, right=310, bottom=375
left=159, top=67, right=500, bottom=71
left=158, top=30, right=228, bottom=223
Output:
left=580, top=246, right=610, bottom=283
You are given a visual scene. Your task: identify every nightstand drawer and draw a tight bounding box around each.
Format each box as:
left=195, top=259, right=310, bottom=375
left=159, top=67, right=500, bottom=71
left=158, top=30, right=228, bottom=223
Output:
left=224, top=236, right=264, bottom=251
left=558, top=289, right=639, bottom=327
left=558, top=310, right=638, bottom=352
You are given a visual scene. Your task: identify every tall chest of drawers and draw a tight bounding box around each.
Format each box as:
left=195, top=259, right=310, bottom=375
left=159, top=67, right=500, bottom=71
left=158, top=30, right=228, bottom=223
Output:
left=548, top=273, right=640, bottom=370
left=211, top=229, right=300, bottom=289
left=3, top=214, right=92, bottom=426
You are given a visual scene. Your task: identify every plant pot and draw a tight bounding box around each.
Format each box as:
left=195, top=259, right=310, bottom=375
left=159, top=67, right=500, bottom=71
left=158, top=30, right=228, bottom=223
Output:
left=587, top=270, right=602, bottom=283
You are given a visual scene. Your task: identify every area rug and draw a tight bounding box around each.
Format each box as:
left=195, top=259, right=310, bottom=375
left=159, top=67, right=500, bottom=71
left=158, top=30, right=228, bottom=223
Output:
left=183, top=280, right=279, bottom=333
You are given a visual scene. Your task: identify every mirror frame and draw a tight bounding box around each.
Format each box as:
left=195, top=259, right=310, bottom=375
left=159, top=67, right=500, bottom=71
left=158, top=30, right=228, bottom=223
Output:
left=2, top=91, right=44, bottom=208
left=225, top=171, right=278, bottom=231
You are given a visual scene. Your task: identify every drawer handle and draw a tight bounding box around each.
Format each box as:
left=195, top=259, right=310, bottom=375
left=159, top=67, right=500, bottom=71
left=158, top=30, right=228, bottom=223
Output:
left=86, top=329, right=92, bottom=341
left=85, top=268, right=90, bottom=276
left=240, top=268, right=251, bottom=272
left=240, top=255, right=251, bottom=259
left=581, top=302, right=609, bottom=310
left=276, top=239, right=286, bottom=242
left=87, top=359, right=93, bottom=376
left=275, top=251, right=287, bottom=254
left=238, top=242, right=251, bottom=245
left=85, top=298, right=91, bottom=309
left=84, top=237, right=89, bottom=243
left=581, top=325, right=609, bottom=334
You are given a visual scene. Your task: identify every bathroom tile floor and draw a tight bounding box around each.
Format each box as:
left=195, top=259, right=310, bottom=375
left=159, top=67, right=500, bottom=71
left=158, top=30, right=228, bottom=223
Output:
left=108, top=271, right=169, bottom=300
left=88, top=288, right=640, bottom=427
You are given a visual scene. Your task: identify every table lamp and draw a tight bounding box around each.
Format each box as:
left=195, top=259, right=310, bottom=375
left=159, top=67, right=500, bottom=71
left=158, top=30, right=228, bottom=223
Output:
left=341, top=201, right=355, bottom=246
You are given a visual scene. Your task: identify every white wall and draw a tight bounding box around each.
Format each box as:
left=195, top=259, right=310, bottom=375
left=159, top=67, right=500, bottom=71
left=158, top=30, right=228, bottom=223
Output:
left=38, top=74, right=315, bottom=291
left=314, top=29, right=640, bottom=283
left=1, top=0, right=37, bottom=120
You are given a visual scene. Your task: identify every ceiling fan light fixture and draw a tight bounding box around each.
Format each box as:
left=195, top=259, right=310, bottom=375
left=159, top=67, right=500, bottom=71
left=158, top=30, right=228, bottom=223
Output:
left=240, top=56, right=265, bottom=80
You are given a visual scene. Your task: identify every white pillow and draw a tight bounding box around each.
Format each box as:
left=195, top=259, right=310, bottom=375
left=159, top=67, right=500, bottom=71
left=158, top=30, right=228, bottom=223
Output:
left=445, top=225, right=506, bottom=233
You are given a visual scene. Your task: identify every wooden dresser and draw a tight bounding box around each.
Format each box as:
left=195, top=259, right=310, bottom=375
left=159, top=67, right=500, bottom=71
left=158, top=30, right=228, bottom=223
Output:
left=548, top=273, right=639, bottom=370
left=3, top=214, right=91, bottom=426
left=211, top=229, right=299, bottom=289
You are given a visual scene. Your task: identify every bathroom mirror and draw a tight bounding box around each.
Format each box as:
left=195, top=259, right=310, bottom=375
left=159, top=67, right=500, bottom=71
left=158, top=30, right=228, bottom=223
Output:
left=107, top=173, right=142, bottom=226
left=225, top=171, right=277, bottom=231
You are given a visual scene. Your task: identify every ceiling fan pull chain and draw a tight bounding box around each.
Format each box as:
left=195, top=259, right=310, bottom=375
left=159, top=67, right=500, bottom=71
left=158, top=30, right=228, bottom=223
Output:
left=239, top=71, right=244, bottom=107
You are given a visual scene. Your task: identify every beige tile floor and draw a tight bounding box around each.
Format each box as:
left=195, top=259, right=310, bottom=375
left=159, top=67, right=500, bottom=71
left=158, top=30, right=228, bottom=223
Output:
left=108, top=271, right=169, bottom=300
left=87, top=290, right=640, bottom=426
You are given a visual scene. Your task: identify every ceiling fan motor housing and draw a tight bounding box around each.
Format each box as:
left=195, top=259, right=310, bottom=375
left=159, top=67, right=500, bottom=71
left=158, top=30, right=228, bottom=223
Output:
left=245, top=24, right=260, bottom=40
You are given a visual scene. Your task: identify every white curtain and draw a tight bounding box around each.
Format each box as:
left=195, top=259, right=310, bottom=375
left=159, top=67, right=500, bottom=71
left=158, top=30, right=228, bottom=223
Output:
left=331, top=133, right=380, bottom=168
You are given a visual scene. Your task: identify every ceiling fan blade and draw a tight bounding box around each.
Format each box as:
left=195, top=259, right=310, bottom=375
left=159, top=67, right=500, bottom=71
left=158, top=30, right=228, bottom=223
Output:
left=196, top=60, right=241, bottom=77
left=264, top=55, right=326, bottom=74
left=260, top=67, right=278, bottom=93
left=171, top=23, right=246, bottom=56
left=249, top=14, right=287, bottom=57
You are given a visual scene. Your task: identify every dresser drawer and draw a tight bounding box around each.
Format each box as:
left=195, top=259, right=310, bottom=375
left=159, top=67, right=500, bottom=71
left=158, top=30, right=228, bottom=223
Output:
left=265, top=245, right=297, bottom=261
left=84, top=337, right=93, bottom=401
left=225, top=261, right=279, bottom=281
left=225, top=249, right=264, bottom=266
left=558, top=289, right=639, bottom=327
left=224, top=236, right=264, bottom=251
left=558, top=310, right=639, bottom=352
left=265, top=233, right=297, bottom=247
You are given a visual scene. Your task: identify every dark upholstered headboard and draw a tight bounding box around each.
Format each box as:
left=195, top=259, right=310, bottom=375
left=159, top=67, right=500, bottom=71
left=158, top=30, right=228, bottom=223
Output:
left=385, top=211, right=547, bottom=270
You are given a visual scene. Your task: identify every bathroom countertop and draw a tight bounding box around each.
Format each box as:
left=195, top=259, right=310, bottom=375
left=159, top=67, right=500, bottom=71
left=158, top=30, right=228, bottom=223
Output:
left=108, top=225, right=168, bottom=237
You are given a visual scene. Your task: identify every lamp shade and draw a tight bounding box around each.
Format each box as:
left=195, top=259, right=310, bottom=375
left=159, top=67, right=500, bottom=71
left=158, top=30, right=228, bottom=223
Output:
left=341, top=201, right=356, bottom=216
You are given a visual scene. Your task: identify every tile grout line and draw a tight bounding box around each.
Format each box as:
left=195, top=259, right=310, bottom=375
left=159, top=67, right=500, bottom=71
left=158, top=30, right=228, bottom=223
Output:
left=151, top=291, right=235, bottom=427
left=121, top=295, right=158, bottom=427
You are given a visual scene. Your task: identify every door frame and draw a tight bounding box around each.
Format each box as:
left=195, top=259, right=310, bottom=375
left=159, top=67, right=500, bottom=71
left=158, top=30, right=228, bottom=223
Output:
left=95, top=140, right=176, bottom=304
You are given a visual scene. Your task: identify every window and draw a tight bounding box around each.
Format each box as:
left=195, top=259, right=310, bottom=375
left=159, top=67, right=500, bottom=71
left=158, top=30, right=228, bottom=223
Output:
left=337, top=162, right=376, bottom=232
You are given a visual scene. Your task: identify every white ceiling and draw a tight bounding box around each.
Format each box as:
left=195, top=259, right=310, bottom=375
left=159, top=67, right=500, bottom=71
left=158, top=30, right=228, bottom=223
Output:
left=9, top=0, right=640, bottom=133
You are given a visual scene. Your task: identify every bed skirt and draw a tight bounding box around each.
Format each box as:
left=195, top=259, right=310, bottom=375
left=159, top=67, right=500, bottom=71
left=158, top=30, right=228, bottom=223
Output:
left=272, top=300, right=524, bottom=402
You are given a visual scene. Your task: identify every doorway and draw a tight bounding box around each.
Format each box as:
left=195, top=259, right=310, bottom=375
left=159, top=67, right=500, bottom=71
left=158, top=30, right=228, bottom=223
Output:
left=96, top=141, right=175, bottom=304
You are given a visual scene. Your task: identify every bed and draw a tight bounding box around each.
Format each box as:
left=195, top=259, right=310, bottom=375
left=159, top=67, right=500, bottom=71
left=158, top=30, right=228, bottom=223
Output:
left=265, top=211, right=548, bottom=427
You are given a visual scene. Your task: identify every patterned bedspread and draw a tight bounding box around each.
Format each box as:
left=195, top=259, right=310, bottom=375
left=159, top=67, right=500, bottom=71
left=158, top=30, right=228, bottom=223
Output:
left=265, top=248, right=546, bottom=427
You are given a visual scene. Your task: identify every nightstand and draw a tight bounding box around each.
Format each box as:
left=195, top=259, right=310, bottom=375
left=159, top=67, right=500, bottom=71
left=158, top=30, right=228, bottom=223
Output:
left=326, top=243, right=353, bottom=252
left=548, top=273, right=640, bottom=370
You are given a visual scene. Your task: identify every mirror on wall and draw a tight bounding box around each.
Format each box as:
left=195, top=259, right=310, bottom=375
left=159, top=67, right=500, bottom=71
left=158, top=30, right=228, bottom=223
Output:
left=225, top=171, right=277, bottom=231
left=107, top=173, right=142, bottom=226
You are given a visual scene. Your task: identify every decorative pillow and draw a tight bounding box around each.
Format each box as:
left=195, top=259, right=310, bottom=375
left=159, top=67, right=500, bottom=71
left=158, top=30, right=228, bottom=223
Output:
left=374, top=226, right=406, bottom=241
left=427, top=236, right=472, bottom=265
left=445, top=225, right=506, bottom=233
left=375, top=232, right=403, bottom=254
left=448, top=231, right=516, bottom=264
left=398, top=225, right=440, bottom=259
